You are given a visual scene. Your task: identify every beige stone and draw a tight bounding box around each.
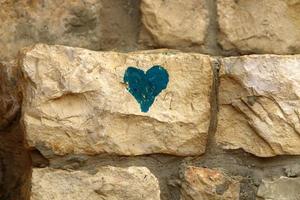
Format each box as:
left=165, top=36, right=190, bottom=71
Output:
left=31, top=166, right=160, bottom=200
left=180, top=166, right=240, bottom=200
left=21, top=44, right=212, bottom=157
left=257, top=177, right=300, bottom=200
left=140, top=0, right=209, bottom=47
left=216, top=55, right=300, bottom=157
left=217, top=0, right=300, bottom=54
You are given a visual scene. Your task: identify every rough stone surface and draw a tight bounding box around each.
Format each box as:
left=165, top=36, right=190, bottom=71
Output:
left=21, top=44, right=212, bottom=157
left=216, top=55, right=300, bottom=157
left=31, top=166, right=160, bottom=200
left=0, top=63, right=31, bottom=200
left=217, top=0, right=300, bottom=54
left=0, top=63, right=21, bottom=130
left=257, top=177, right=300, bottom=200
left=0, top=0, right=140, bottom=61
left=180, top=166, right=240, bottom=200
left=2, top=1, right=300, bottom=199
left=140, top=0, right=209, bottom=48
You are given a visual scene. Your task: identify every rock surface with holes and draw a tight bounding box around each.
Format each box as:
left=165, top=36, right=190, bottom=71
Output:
left=180, top=166, right=240, bottom=200
left=31, top=166, right=160, bottom=200
left=257, top=177, right=300, bottom=200
left=216, top=55, right=300, bottom=157
left=21, top=44, right=212, bottom=157
left=140, top=0, right=209, bottom=48
left=217, top=0, right=300, bottom=54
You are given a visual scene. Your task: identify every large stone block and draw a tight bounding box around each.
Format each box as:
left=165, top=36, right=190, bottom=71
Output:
left=216, top=55, right=300, bottom=157
left=32, top=166, right=160, bottom=200
left=21, top=44, right=212, bottom=157
left=180, top=166, right=240, bottom=200
left=140, top=0, right=209, bottom=48
left=217, top=0, right=300, bottom=54
left=257, top=177, right=300, bottom=200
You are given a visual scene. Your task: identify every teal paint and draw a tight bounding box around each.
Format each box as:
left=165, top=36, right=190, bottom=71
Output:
left=123, top=65, right=169, bottom=112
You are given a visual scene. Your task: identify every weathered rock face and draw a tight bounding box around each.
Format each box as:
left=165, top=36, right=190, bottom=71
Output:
left=21, top=44, right=212, bottom=157
left=140, top=0, right=209, bottom=48
left=216, top=55, right=300, bottom=157
left=257, top=177, right=300, bottom=200
left=32, top=166, right=160, bottom=200
left=180, top=166, right=240, bottom=200
left=217, top=0, right=300, bottom=54
left=0, top=0, right=139, bottom=61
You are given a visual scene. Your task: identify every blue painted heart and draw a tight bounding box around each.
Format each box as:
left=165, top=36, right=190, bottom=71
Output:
left=123, top=65, right=169, bottom=112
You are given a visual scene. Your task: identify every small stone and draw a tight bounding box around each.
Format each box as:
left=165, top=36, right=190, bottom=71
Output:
left=257, top=177, right=300, bottom=200
left=140, top=0, right=209, bottom=48
left=180, top=166, right=240, bottom=200
left=217, top=0, right=300, bottom=54
left=284, top=165, right=300, bottom=178
left=31, top=166, right=161, bottom=200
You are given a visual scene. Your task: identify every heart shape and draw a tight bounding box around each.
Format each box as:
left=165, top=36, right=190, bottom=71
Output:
left=124, top=65, right=169, bottom=112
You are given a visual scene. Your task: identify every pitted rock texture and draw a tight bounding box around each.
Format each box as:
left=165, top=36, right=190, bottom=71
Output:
left=21, top=44, right=212, bottom=157
left=180, top=166, right=240, bottom=200
left=0, top=0, right=139, bottom=61
left=217, top=0, right=300, bottom=54
left=140, top=0, right=209, bottom=48
left=32, top=166, right=160, bottom=200
left=257, top=177, right=300, bottom=200
left=216, top=55, right=300, bottom=157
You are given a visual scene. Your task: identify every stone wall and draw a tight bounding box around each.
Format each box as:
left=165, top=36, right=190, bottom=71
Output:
left=0, top=0, right=300, bottom=200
